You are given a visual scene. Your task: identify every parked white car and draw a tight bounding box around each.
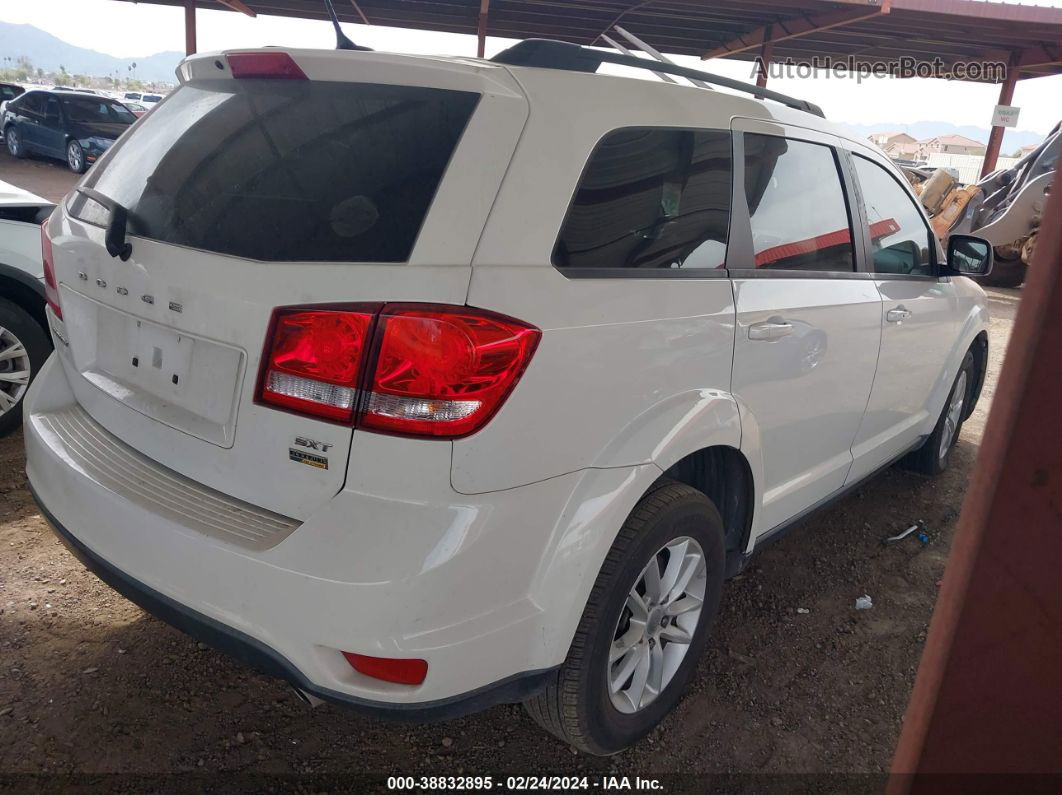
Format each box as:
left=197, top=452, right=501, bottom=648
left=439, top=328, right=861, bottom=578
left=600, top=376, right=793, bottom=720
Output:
left=26, top=42, right=992, bottom=754
left=0, top=180, right=54, bottom=434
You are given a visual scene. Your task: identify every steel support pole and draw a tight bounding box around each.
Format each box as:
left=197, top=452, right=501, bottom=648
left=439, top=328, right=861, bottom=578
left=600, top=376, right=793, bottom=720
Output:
left=980, top=55, right=1020, bottom=178
left=889, top=169, right=1062, bottom=786
left=756, top=24, right=773, bottom=88
left=184, top=0, right=197, bottom=56
left=477, top=0, right=490, bottom=58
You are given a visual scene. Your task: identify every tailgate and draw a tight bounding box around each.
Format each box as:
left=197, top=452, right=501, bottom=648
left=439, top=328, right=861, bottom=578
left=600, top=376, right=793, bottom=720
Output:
left=46, top=49, right=529, bottom=520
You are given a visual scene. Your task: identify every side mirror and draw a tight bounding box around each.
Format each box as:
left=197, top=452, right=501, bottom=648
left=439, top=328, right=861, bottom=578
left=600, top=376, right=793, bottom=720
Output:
left=947, top=234, right=993, bottom=276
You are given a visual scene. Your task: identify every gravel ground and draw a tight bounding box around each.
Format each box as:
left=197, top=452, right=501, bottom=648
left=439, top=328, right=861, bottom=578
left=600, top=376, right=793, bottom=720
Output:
left=0, top=151, right=1021, bottom=784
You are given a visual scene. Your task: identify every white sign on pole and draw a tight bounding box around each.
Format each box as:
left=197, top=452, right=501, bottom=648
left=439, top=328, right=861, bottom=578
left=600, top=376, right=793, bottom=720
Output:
left=992, top=105, right=1020, bottom=128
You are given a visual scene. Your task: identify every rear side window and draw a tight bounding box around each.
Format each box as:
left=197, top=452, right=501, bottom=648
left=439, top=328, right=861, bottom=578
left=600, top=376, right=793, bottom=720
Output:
left=554, top=127, right=732, bottom=271
left=73, top=80, right=479, bottom=263
left=853, top=156, right=934, bottom=276
left=744, top=134, right=854, bottom=272
left=19, top=93, right=45, bottom=115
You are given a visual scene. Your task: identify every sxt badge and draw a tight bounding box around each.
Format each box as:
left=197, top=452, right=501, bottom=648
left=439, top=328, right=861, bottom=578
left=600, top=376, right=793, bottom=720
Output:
left=290, top=436, right=333, bottom=469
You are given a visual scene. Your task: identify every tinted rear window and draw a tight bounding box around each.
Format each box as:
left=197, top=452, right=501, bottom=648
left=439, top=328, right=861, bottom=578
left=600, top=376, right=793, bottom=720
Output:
left=554, top=127, right=732, bottom=271
left=74, top=80, right=479, bottom=262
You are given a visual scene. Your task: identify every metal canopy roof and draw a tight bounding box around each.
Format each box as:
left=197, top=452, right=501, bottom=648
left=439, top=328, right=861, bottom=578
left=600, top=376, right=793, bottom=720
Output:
left=123, top=0, right=1062, bottom=81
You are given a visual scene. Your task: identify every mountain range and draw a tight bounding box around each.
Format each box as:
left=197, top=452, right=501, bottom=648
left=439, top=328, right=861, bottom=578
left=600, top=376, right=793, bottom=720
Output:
left=837, top=120, right=1047, bottom=155
left=0, top=22, right=182, bottom=84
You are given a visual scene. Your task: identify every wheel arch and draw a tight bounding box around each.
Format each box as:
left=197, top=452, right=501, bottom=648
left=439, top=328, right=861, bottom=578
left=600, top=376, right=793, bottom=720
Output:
left=965, top=330, right=989, bottom=421
left=0, top=264, right=48, bottom=334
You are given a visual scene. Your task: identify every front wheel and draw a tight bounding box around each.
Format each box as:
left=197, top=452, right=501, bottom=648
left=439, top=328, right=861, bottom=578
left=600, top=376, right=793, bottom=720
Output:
left=524, top=480, right=725, bottom=754
left=901, top=350, right=975, bottom=476
left=0, top=298, right=51, bottom=436
left=67, top=140, right=87, bottom=173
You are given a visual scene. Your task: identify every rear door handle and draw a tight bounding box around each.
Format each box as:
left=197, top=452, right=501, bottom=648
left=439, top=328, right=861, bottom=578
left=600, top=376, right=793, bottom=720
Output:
left=748, top=320, right=793, bottom=341
left=886, top=307, right=912, bottom=323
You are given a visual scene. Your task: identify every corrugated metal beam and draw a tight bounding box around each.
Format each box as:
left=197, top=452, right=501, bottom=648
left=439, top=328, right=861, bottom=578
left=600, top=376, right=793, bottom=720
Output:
left=350, top=0, right=370, bottom=25
left=600, top=33, right=679, bottom=83
left=701, top=2, right=890, bottom=60
left=215, top=0, right=256, bottom=16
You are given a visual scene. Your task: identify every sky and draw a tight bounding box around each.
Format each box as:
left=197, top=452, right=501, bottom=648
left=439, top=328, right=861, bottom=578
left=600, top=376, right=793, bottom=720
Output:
left=2, top=0, right=1060, bottom=136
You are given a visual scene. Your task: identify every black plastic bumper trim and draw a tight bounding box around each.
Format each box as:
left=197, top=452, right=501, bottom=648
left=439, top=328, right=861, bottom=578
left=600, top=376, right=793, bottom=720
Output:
left=29, top=482, right=556, bottom=722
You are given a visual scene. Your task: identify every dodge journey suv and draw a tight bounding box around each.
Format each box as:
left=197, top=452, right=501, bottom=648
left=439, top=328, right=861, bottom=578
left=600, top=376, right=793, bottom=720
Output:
left=26, top=41, right=992, bottom=754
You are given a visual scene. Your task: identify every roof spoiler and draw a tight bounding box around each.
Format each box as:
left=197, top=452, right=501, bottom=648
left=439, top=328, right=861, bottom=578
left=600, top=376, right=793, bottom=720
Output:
left=491, top=39, right=825, bottom=118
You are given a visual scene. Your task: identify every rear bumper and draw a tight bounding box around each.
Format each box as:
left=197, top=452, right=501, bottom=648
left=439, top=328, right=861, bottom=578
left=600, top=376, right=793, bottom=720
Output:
left=31, top=484, right=554, bottom=720
left=24, top=353, right=586, bottom=714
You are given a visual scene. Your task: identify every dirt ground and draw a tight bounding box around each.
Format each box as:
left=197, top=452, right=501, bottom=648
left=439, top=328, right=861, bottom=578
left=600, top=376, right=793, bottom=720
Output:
left=0, top=148, right=77, bottom=204
left=0, top=150, right=1022, bottom=784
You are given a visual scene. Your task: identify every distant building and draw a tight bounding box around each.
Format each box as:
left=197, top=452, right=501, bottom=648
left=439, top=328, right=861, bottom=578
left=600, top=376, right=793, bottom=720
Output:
left=1014, top=143, right=1040, bottom=158
left=917, top=134, right=986, bottom=158
left=868, top=131, right=917, bottom=148
left=883, top=140, right=922, bottom=159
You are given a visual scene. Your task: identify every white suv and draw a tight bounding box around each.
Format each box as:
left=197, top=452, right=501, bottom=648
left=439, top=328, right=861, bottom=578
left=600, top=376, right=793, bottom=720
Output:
left=26, top=41, right=992, bottom=754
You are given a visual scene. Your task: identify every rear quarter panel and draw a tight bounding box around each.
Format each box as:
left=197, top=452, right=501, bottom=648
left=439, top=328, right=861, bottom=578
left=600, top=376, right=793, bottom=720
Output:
left=457, top=68, right=747, bottom=495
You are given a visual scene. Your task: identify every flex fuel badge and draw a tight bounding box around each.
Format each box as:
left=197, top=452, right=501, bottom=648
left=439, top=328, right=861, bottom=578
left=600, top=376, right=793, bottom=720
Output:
left=290, top=436, right=333, bottom=470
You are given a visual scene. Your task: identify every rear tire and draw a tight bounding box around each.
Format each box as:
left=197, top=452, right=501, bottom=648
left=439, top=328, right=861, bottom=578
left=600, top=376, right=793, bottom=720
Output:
left=67, top=140, right=87, bottom=174
left=0, top=298, right=51, bottom=436
left=901, top=350, right=975, bottom=476
left=5, top=125, right=24, bottom=158
left=524, top=479, right=725, bottom=755
left=975, top=253, right=1026, bottom=288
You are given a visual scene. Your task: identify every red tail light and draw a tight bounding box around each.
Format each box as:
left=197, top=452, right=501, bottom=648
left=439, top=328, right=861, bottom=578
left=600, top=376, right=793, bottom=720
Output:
left=228, top=52, right=307, bottom=80
left=40, top=218, right=62, bottom=319
left=362, top=305, right=540, bottom=438
left=342, top=652, right=428, bottom=685
left=257, top=306, right=379, bottom=423
left=256, top=303, right=540, bottom=437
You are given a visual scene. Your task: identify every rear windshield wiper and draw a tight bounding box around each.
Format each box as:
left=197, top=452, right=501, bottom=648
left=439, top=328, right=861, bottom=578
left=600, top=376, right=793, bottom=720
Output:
left=77, top=188, right=132, bottom=261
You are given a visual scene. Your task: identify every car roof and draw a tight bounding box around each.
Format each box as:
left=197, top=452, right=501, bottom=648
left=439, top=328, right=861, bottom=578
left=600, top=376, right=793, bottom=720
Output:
left=27, top=88, right=118, bottom=101
left=178, top=47, right=884, bottom=157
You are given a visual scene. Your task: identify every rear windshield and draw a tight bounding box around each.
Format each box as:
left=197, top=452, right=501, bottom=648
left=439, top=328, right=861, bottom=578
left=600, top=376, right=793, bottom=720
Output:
left=74, top=80, right=479, bottom=263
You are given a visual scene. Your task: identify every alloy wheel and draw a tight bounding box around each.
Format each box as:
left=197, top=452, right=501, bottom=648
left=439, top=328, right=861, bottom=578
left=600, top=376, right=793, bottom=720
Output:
left=67, top=142, right=83, bottom=172
left=607, top=536, right=707, bottom=714
left=6, top=128, right=18, bottom=157
left=939, top=370, right=968, bottom=459
left=0, top=326, right=31, bottom=417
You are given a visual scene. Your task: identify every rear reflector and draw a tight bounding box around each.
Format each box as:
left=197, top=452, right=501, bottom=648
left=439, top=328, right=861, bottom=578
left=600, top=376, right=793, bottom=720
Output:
left=228, top=52, right=308, bottom=80
left=40, top=218, right=61, bottom=319
left=257, top=307, right=378, bottom=423
left=256, top=303, right=540, bottom=436
left=342, top=652, right=428, bottom=685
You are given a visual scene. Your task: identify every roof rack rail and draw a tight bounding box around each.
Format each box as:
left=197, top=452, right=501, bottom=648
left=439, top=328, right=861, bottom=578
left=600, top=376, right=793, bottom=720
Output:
left=491, top=39, right=825, bottom=118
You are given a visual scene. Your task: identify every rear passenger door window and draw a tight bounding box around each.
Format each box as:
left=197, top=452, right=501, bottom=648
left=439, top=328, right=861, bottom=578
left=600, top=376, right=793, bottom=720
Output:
left=743, top=134, right=855, bottom=272
left=19, top=93, right=45, bottom=118
left=852, top=156, right=935, bottom=277
left=554, top=127, right=732, bottom=273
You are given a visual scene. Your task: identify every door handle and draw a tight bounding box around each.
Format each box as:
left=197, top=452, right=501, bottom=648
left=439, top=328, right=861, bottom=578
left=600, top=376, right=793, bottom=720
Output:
left=886, top=307, right=912, bottom=323
left=748, top=320, right=793, bottom=341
